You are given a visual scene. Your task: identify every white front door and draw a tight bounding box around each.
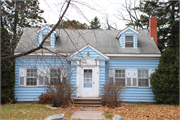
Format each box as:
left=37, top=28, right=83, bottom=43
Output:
left=82, top=68, right=95, bottom=97
left=76, top=57, right=99, bottom=98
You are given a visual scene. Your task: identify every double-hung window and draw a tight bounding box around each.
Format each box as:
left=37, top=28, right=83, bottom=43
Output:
left=138, top=70, right=149, bottom=87
left=115, top=70, right=125, bottom=86
left=42, top=34, right=51, bottom=47
left=125, top=35, right=134, bottom=48
left=26, top=69, right=37, bottom=86
left=50, top=68, right=61, bottom=85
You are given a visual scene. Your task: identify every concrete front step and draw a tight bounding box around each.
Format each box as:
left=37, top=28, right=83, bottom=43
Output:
left=75, top=101, right=102, bottom=104
left=74, top=97, right=102, bottom=106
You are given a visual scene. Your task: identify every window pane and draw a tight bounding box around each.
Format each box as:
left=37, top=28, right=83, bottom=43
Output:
left=84, top=69, right=92, bottom=88
left=115, top=70, right=125, bottom=78
left=84, top=79, right=87, bottom=84
left=125, top=36, right=133, bottom=41
left=44, top=41, right=50, bottom=46
left=138, top=70, right=148, bottom=78
left=89, top=79, right=92, bottom=84
left=138, top=79, right=148, bottom=87
left=125, top=42, right=133, bottom=47
left=42, top=34, right=51, bottom=41
left=115, top=79, right=125, bottom=86
left=89, top=74, right=92, bottom=78
left=84, top=74, right=87, bottom=78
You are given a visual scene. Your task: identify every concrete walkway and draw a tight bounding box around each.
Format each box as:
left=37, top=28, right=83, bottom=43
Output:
left=71, top=108, right=106, bottom=119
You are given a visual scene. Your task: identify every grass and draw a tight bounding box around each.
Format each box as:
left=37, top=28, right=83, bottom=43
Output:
left=104, top=104, right=179, bottom=119
left=1, top=103, right=179, bottom=120
left=1, top=103, right=73, bottom=120
left=104, top=111, right=113, bottom=118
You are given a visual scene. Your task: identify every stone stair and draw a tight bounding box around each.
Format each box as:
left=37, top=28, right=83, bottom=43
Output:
left=74, top=98, right=102, bottom=106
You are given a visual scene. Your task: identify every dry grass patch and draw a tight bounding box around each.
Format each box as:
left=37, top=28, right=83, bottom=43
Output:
left=1, top=103, right=73, bottom=120
left=104, top=104, right=179, bottom=120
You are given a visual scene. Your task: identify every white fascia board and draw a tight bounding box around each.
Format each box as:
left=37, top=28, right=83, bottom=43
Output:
left=70, top=44, right=110, bottom=60
left=106, top=54, right=161, bottom=57
left=117, top=26, right=139, bottom=38
left=14, top=52, right=70, bottom=56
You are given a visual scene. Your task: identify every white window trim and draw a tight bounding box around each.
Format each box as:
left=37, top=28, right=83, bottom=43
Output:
left=124, top=34, right=135, bottom=48
left=137, top=68, right=150, bottom=88
left=114, top=68, right=126, bottom=87
left=41, top=33, right=52, bottom=47
left=26, top=68, right=38, bottom=87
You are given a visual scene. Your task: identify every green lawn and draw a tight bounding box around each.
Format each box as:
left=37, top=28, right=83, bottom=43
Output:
left=1, top=103, right=73, bottom=120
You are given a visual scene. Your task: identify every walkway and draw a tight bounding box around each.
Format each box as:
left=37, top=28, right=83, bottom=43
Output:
left=71, top=108, right=106, bottom=119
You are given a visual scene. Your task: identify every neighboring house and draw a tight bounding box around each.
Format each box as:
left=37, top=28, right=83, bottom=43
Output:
left=14, top=16, right=161, bottom=102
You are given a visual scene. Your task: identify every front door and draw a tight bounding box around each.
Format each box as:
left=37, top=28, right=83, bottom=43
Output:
left=82, top=69, right=95, bottom=97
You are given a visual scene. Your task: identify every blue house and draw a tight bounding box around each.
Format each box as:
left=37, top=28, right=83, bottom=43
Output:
left=14, top=17, right=161, bottom=102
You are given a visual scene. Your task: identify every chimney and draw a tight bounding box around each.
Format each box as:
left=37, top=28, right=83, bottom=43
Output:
left=149, top=16, right=157, bottom=46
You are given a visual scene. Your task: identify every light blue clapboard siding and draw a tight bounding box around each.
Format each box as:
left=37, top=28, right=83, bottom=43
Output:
left=38, top=28, right=56, bottom=48
left=119, top=29, right=138, bottom=49
left=105, top=58, right=159, bottom=102
left=72, top=46, right=105, bottom=60
left=99, top=67, right=106, bottom=96
left=15, top=57, right=70, bottom=102
left=70, top=67, right=77, bottom=99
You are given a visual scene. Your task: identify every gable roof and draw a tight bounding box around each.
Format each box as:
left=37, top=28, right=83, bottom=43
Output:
left=116, top=26, right=139, bottom=38
left=15, top=28, right=161, bottom=55
left=70, top=44, right=110, bottom=60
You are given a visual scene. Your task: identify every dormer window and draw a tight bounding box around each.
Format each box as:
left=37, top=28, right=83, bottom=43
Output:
left=42, top=33, right=51, bottom=47
left=125, top=35, right=134, bottom=48
left=117, top=27, right=138, bottom=49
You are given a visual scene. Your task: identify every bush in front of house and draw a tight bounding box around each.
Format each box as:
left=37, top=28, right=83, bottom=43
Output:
left=46, top=77, right=76, bottom=108
left=38, top=92, right=53, bottom=104
left=101, top=80, right=124, bottom=108
left=150, top=47, right=179, bottom=104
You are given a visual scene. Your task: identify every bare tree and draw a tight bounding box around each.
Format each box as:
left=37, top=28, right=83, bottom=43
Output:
left=104, top=14, right=117, bottom=30
left=116, top=0, right=143, bottom=29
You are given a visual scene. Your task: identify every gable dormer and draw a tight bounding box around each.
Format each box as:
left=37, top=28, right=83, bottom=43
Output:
left=117, top=27, right=139, bottom=49
left=37, top=26, right=56, bottom=48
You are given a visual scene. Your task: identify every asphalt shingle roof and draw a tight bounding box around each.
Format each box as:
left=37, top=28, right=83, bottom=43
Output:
left=15, top=28, right=161, bottom=54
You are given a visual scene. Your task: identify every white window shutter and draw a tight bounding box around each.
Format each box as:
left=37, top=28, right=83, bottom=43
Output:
left=37, top=68, right=44, bottom=86
left=108, top=69, right=114, bottom=84
left=132, top=69, right=137, bottom=87
left=19, top=68, right=26, bottom=86
left=149, top=69, right=155, bottom=87
left=62, top=68, right=68, bottom=78
left=126, top=69, right=132, bottom=87
left=44, top=68, right=50, bottom=85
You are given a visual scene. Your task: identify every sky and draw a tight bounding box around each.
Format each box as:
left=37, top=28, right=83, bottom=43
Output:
left=39, top=0, right=138, bottom=30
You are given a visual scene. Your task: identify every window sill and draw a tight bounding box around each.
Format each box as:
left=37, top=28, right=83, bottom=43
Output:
left=138, top=87, right=150, bottom=88
left=124, top=47, right=135, bottom=49
left=25, top=86, right=38, bottom=87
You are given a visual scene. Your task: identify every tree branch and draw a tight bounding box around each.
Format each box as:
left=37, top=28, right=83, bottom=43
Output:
left=1, top=0, right=71, bottom=62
